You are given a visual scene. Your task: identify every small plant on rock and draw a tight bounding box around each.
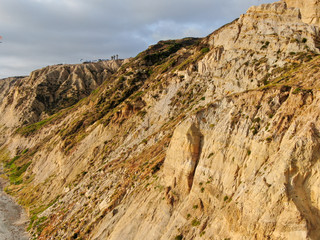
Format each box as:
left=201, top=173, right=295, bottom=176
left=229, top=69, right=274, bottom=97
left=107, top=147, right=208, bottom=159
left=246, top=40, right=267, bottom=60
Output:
left=191, top=218, right=201, bottom=226
left=175, top=234, right=183, bottom=240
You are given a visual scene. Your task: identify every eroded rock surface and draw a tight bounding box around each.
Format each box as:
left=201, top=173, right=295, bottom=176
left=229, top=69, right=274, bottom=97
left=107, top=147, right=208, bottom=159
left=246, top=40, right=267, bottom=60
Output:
left=164, top=120, right=203, bottom=198
left=1, top=1, right=320, bottom=240
left=285, top=0, right=320, bottom=26
left=0, top=60, right=124, bottom=128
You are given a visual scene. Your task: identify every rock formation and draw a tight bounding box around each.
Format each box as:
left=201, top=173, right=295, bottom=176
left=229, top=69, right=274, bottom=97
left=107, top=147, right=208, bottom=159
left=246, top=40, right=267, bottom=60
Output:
left=1, top=1, right=320, bottom=240
left=164, top=120, right=203, bottom=198
left=0, top=60, right=124, bottom=128
left=285, top=0, right=320, bottom=26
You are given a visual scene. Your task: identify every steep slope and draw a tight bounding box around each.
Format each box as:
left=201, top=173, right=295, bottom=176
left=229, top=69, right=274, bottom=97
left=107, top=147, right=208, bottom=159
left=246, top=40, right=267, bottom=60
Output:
left=94, top=58, right=320, bottom=240
left=1, top=1, right=320, bottom=240
left=0, top=60, right=124, bottom=129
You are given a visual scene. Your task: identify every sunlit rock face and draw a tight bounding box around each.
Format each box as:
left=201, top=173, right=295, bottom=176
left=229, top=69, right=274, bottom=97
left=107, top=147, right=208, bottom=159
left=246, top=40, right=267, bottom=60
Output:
left=285, top=0, right=320, bottom=26
left=3, top=1, right=320, bottom=240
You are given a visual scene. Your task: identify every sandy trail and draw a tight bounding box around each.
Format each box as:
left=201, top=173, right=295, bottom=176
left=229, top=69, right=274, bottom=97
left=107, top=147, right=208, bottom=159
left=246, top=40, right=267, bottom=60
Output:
left=0, top=179, right=29, bottom=240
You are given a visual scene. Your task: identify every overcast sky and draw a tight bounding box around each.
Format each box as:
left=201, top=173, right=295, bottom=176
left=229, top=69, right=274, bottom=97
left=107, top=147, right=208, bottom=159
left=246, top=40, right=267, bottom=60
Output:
left=0, top=0, right=274, bottom=78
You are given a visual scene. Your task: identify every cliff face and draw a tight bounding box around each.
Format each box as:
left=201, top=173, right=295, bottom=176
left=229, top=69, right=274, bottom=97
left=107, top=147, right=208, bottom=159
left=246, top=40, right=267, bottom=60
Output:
left=285, top=0, right=320, bottom=26
left=1, top=1, right=320, bottom=240
left=0, top=60, right=124, bottom=129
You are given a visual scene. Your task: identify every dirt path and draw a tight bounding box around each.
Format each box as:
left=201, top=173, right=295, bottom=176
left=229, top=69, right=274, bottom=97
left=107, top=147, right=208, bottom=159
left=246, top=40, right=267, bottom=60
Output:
left=0, top=179, right=29, bottom=240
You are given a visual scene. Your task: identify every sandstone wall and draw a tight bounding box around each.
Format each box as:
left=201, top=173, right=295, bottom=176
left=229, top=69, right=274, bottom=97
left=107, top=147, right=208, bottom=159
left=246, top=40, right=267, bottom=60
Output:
left=285, top=0, right=320, bottom=26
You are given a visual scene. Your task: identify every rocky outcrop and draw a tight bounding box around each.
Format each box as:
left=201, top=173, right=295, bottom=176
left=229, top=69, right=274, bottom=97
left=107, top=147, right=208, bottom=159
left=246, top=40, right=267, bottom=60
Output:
left=164, top=120, right=203, bottom=199
left=196, top=0, right=320, bottom=98
left=285, top=0, right=320, bottom=26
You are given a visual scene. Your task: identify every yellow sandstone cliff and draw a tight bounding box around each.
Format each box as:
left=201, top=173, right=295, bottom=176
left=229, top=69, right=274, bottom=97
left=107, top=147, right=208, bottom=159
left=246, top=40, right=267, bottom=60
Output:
left=1, top=1, right=320, bottom=239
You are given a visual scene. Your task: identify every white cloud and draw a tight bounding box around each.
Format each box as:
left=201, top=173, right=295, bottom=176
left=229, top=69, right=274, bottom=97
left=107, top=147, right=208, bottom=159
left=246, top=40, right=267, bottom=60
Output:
left=0, top=0, right=275, bottom=78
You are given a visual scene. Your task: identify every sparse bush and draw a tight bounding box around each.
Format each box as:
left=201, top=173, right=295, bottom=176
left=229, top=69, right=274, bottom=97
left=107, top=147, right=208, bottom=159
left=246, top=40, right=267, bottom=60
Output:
left=292, top=87, right=301, bottom=94
left=252, top=127, right=258, bottom=135
left=191, top=218, right=200, bottom=226
left=175, top=235, right=183, bottom=240
left=253, top=117, right=260, bottom=123
left=5, top=155, right=20, bottom=168
left=151, top=162, right=162, bottom=173
left=21, top=149, right=29, bottom=155
left=266, top=137, right=272, bottom=142
left=201, top=47, right=210, bottom=53
left=265, top=122, right=270, bottom=131
left=261, top=41, right=270, bottom=49
left=16, top=112, right=62, bottom=136
left=138, top=110, right=147, bottom=118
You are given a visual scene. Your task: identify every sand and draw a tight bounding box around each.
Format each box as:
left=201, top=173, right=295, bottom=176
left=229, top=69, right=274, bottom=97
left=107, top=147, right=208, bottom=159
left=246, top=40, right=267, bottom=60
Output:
left=0, top=179, right=29, bottom=240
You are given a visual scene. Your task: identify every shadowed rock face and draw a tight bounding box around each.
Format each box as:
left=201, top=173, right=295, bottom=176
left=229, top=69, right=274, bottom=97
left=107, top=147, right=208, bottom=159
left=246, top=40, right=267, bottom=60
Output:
left=285, top=0, right=320, bottom=26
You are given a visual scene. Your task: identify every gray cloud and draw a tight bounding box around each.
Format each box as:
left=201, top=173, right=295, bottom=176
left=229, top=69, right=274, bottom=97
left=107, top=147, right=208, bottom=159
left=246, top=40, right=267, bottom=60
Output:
left=0, top=0, right=274, bottom=78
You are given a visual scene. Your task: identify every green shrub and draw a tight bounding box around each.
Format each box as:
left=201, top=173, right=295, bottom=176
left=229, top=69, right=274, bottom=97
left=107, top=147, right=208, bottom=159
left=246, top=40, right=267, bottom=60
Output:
left=16, top=112, right=61, bottom=136
left=175, top=235, right=183, bottom=240
left=191, top=218, right=200, bottom=226
left=21, top=149, right=29, bottom=155
left=5, top=155, right=20, bottom=168
left=252, top=127, right=258, bottom=135
left=9, top=161, right=31, bottom=185
left=292, top=87, right=301, bottom=94
left=201, top=48, right=210, bottom=53
left=253, top=117, right=260, bottom=123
